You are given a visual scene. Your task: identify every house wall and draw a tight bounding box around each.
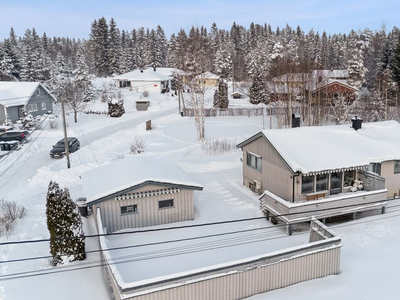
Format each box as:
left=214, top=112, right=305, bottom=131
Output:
left=0, top=105, right=6, bottom=124
left=129, top=81, right=168, bottom=93
left=242, top=137, right=294, bottom=201
left=91, top=183, right=195, bottom=233
left=6, top=106, right=21, bottom=123
left=26, top=85, right=53, bottom=118
left=381, top=160, right=400, bottom=198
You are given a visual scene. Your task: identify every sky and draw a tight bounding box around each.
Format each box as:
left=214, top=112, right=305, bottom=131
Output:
left=0, top=0, right=399, bottom=40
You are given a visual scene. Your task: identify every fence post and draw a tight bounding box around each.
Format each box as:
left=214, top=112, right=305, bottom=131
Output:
left=146, top=120, right=152, bottom=131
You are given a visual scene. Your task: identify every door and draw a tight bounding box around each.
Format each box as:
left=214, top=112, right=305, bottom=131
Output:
left=330, top=172, right=342, bottom=195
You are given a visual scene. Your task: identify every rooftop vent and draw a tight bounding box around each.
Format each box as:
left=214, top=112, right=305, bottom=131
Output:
left=292, top=113, right=300, bottom=128
left=352, top=116, right=363, bottom=131
left=140, top=69, right=143, bottom=73
left=153, top=66, right=156, bottom=72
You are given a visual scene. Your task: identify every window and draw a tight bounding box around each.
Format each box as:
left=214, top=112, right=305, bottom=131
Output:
left=246, top=152, right=262, bottom=172
left=27, top=104, right=33, bottom=112
left=302, top=176, right=314, bottom=194
left=120, top=205, right=138, bottom=214
left=344, top=170, right=356, bottom=186
left=41, top=102, right=46, bottom=110
left=368, top=163, right=381, bottom=175
left=330, top=172, right=342, bottom=195
left=395, top=161, right=400, bottom=174
left=316, top=174, right=328, bottom=192
left=35, top=89, right=40, bottom=96
left=159, top=199, right=174, bottom=209
left=28, top=103, right=38, bottom=112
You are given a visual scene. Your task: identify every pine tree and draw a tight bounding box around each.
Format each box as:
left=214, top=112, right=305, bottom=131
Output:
left=214, top=41, right=233, bottom=79
left=390, top=35, right=400, bottom=91
left=108, top=18, right=121, bottom=75
left=249, top=71, right=267, bottom=104
left=46, top=181, right=86, bottom=266
left=20, top=29, right=36, bottom=81
left=136, top=27, right=146, bottom=70
left=90, top=17, right=110, bottom=76
left=213, top=79, right=229, bottom=108
left=347, top=31, right=368, bottom=90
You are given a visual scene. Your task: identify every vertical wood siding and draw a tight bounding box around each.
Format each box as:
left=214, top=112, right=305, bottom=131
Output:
left=381, top=161, right=400, bottom=198
left=242, top=136, right=294, bottom=201
left=93, top=184, right=195, bottom=232
left=104, top=220, right=341, bottom=300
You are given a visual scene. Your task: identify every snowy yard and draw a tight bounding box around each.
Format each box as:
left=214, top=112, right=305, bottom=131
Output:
left=1, top=85, right=400, bottom=299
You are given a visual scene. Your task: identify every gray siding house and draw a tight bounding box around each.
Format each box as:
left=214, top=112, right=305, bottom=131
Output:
left=237, top=118, right=400, bottom=229
left=0, top=82, right=55, bottom=124
left=81, top=156, right=203, bottom=233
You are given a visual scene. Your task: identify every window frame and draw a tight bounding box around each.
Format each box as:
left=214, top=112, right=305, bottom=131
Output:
left=395, top=160, right=400, bottom=174
left=316, top=174, right=328, bottom=192
left=41, top=102, right=46, bottom=110
left=301, top=175, right=315, bottom=194
left=158, top=199, right=174, bottom=209
left=246, top=151, right=262, bottom=172
left=369, top=163, right=381, bottom=176
left=343, top=170, right=356, bottom=187
left=120, top=204, right=138, bottom=215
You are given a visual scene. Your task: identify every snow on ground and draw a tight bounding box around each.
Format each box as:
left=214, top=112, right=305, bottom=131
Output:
left=1, top=80, right=400, bottom=299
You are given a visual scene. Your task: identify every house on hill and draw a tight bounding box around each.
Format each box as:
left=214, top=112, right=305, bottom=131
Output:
left=195, top=71, right=220, bottom=87
left=81, top=156, right=203, bottom=233
left=0, top=82, right=55, bottom=124
left=237, top=118, right=400, bottom=230
left=114, top=67, right=180, bottom=93
left=268, top=70, right=357, bottom=103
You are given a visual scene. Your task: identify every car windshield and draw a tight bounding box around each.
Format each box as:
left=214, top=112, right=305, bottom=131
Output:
left=54, top=141, right=65, bottom=148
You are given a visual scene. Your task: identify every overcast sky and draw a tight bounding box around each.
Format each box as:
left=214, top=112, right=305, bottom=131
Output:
left=1, top=0, right=399, bottom=39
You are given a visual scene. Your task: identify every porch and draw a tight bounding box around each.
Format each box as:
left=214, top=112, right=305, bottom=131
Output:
left=260, top=170, right=388, bottom=229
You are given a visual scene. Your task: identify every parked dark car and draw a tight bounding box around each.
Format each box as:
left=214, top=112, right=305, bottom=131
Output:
left=0, top=126, right=13, bottom=135
left=50, top=137, right=80, bottom=158
left=0, top=130, right=30, bottom=143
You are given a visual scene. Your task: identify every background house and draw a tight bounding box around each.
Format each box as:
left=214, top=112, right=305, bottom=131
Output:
left=81, top=156, right=203, bottom=233
left=237, top=118, right=400, bottom=227
left=0, top=82, right=54, bottom=124
left=195, top=71, right=220, bottom=87
left=114, top=67, right=180, bottom=93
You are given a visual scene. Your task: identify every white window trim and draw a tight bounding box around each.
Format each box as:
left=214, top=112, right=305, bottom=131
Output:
left=41, top=102, right=46, bottom=110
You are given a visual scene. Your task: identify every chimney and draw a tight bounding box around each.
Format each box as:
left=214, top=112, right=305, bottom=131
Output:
left=140, top=69, right=143, bottom=73
left=153, top=66, right=156, bottom=72
left=292, top=113, right=300, bottom=128
left=352, top=116, right=363, bottom=131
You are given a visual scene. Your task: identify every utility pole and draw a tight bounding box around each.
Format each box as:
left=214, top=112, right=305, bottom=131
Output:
left=61, top=94, right=71, bottom=169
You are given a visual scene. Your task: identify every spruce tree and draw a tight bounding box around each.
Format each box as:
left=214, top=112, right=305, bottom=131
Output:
left=46, top=181, right=86, bottom=266
left=250, top=71, right=267, bottom=104
left=390, top=35, right=400, bottom=91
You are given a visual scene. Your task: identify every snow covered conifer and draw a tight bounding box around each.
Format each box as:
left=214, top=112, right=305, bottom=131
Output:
left=46, top=181, right=86, bottom=266
left=249, top=71, right=267, bottom=104
left=108, top=99, right=125, bottom=117
left=213, top=79, right=229, bottom=108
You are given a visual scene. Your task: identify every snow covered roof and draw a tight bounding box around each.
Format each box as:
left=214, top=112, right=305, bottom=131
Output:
left=195, top=72, right=220, bottom=79
left=0, top=82, right=53, bottom=107
left=113, top=68, right=173, bottom=82
left=81, top=156, right=203, bottom=204
left=237, top=120, right=400, bottom=174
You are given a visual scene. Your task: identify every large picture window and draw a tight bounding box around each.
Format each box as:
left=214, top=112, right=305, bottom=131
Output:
left=120, top=205, right=138, bottom=215
left=395, top=161, right=400, bottom=174
left=302, top=176, right=314, bottom=194
left=246, top=152, right=262, bottom=172
left=159, top=199, right=174, bottom=209
left=330, top=172, right=342, bottom=195
left=316, top=174, right=328, bottom=192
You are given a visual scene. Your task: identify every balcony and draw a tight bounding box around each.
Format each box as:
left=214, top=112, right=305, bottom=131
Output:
left=260, top=170, right=388, bottom=225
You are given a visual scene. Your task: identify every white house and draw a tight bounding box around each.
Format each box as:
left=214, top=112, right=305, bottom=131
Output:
left=114, top=67, right=181, bottom=93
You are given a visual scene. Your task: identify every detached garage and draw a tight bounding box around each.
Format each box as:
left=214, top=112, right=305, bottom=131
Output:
left=81, top=156, right=203, bottom=233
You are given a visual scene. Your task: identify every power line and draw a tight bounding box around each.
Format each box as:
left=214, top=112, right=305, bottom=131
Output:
left=0, top=195, right=397, bottom=247
left=2, top=203, right=400, bottom=266
left=2, top=209, right=400, bottom=281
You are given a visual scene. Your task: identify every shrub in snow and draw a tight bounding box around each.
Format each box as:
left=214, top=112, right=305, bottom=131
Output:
left=0, top=199, right=27, bottom=237
left=142, top=91, right=149, bottom=98
left=202, top=137, right=240, bottom=156
left=108, top=99, right=125, bottom=118
left=2, top=115, right=13, bottom=127
left=130, top=137, right=146, bottom=154
left=20, top=108, right=36, bottom=130
left=46, top=181, right=86, bottom=266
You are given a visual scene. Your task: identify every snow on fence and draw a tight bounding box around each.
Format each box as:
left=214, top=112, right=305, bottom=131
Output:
left=96, top=211, right=341, bottom=300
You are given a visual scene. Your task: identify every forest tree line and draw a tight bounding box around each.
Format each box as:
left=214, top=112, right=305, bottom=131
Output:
left=0, top=18, right=399, bottom=105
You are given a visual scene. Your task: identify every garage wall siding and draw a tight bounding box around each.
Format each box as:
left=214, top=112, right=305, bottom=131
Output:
left=92, top=184, right=195, bottom=232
